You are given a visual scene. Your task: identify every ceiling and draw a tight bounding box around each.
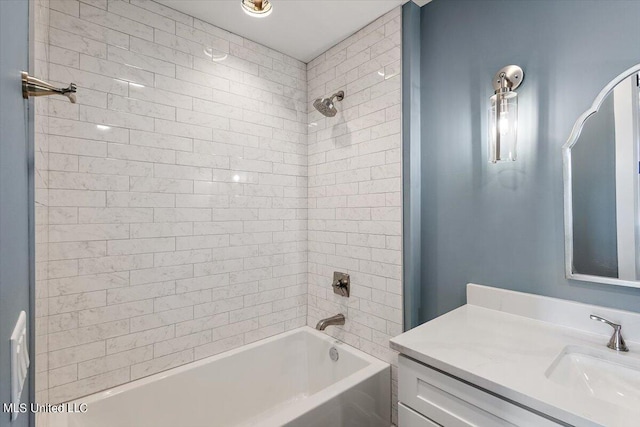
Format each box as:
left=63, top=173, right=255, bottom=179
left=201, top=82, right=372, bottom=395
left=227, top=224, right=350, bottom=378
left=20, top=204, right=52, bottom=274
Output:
left=157, top=0, right=428, bottom=63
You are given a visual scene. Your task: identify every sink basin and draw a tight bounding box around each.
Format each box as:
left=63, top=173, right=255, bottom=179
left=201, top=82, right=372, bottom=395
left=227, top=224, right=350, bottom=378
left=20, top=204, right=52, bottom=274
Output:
left=546, top=346, right=640, bottom=410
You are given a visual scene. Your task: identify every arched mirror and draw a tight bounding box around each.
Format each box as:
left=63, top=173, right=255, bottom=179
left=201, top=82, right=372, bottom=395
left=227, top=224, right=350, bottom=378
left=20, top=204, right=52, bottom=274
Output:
left=564, top=63, right=640, bottom=288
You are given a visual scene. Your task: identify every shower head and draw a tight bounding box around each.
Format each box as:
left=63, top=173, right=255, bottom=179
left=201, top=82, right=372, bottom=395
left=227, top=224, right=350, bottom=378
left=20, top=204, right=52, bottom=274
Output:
left=313, top=90, right=344, bottom=117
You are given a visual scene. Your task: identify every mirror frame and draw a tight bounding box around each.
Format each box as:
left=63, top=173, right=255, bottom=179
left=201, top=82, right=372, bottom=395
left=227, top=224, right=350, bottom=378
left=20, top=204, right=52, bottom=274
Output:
left=563, top=63, right=640, bottom=289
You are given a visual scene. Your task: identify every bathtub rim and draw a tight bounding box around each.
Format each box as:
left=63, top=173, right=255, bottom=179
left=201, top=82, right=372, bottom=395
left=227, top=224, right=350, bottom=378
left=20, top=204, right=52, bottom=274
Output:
left=45, top=326, right=390, bottom=426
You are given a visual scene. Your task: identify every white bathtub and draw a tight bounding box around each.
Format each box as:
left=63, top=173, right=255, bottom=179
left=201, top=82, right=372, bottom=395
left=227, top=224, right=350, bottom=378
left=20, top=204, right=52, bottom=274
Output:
left=44, top=327, right=390, bottom=427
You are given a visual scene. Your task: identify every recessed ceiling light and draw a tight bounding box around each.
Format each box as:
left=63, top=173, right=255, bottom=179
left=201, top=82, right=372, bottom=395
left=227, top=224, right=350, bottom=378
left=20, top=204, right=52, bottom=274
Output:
left=241, top=0, right=272, bottom=18
left=96, top=125, right=111, bottom=131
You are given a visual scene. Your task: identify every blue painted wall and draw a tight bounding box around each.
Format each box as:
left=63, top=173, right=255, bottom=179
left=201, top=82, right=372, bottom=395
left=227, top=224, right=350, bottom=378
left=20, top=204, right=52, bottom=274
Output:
left=413, top=0, right=640, bottom=324
left=0, top=1, right=32, bottom=426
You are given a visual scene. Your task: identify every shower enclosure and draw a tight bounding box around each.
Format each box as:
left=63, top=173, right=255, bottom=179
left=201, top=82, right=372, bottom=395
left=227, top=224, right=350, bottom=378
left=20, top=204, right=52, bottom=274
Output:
left=26, top=0, right=403, bottom=424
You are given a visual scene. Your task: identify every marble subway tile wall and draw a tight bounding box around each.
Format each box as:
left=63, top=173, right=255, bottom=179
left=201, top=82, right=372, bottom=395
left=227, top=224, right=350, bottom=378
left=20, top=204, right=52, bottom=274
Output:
left=36, top=0, right=308, bottom=403
left=34, top=0, right=52, bottom=405
left=305, top=7, right=403, bottom=423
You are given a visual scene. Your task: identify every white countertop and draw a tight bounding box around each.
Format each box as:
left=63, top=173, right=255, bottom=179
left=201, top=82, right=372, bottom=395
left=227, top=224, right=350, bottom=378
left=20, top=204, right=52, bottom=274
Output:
left=390, top=285, right=640, bottom=427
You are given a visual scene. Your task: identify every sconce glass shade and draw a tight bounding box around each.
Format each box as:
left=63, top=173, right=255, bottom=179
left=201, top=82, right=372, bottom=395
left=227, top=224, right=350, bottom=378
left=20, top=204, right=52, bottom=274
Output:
left=489, top=91, right=518, bottom=163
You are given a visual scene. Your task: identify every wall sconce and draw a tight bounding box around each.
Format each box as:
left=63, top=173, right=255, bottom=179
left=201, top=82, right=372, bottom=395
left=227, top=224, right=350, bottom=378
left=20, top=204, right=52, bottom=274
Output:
left=489, top=65, right=524, bottom=163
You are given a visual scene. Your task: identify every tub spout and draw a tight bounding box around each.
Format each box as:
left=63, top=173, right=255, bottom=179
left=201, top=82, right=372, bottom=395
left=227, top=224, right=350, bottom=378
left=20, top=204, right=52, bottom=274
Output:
left=316, top=314, right=345, bottom=331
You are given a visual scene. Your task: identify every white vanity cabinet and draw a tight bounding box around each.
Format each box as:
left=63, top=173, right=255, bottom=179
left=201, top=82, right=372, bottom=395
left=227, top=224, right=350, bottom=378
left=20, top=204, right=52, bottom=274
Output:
left=397, top=356, right=562, bottom=427
left=391, top=284, right=640, bottom=427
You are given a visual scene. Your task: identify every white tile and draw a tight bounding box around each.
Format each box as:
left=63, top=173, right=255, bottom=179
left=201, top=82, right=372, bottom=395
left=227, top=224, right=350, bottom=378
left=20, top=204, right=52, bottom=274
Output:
left=154, top=290, right=211, bottom=312
left=175, top=274, right=229, bottom=293
left=48, top=340, right=105, bottom=369
left=130, top=130, right=192, bottom=152
left=153, top=208, right=212, bottom=223
left=107, top=280, right=175, bottom=304
left=175, top=312, right=229, bottom=337
left=49, top=10, right=129, bottom=48
left=78, top=253, right=154, bottom=275
left=107, top=94, right=176, bottom=120
left=130, top=36, right=192, bottom=68
left=175, top=234, right=229, bottom=251
left=79, top=55, right=154, bottom=88
left=130, top=0, right=192, bottom=26
left=80, top=3, right=153, bottom=41
left=107, top=237, right=175, bottom=256
left=48, top=319, right=129, bottom=351
left=79, top=157, right=153, bottom=177
left=154, top=249, right=212, bottom=267
left=129, top=264, right=193, bottom=286
left=49, top=291, right=106, bottom=315
left=156, top=118, right=213, bottom=141
left=78, top=300, right=154, bottom=326
left=154, top=331, right=211, bottom=357
left=129, top=177, right=192, bottom=194
left=130, top=222, right=193, bottom=238
left=50, top=63, right=129, bottom=97
left=193, top=297, right=243, bottom=318
left=176, top=151, right=230, bottom=169
left=194, top=335, right=243, bottom=360
left=107, top=191, right=176, bottom=208
left=78, top=345, right=153, bottom=378
left=48, top=364, right=78, bottom=388
left=48, top=367, right=129, bottom=404
left=129, top=306, right=192, bottom=332
left=50, top=27, right=106, bottom=58
left=78, top=208, right=153, bottom=224
left=49, top=134, right=110, bottom=155
left=49, top=223, right=129, bottom=242
left=35, top=0, right=404, bottom=405
left=50, top=0, right=79, bottom=17
left=49, top=271, right=129, bottom=296
left=49, top=189, right=105, bottom=207
left=306, top=7, right=402, bottom=419
left=156, top=28, right=226, bottom=60
left=130, top=348, right=193, bottom=380
left=49, top=241, right=107, bottom=260
left=154, top=166, right=211, bottom=185
left=108, top=143, right=175, bottom=164
left=107, top=1, right=175, bottom=34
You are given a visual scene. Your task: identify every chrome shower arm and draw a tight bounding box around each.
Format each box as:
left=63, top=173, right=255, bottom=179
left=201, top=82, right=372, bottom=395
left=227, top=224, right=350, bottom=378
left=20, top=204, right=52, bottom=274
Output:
left=22, top=71, right=77, bottom=103
left=330, top=90, right=345, bottom=102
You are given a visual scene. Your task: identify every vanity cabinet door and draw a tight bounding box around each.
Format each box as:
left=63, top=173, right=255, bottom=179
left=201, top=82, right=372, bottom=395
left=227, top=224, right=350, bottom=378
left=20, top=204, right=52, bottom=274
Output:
left=398, top=403, right=440, bottom=427
left=398, top=356, right=562, bottom=427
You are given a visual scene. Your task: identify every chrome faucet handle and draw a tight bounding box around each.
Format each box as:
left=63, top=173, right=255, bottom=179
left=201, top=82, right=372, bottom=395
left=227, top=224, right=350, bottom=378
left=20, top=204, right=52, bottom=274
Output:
left=590, top=315, right=629, bottom=352
left=331, top=272, right=350, bottom=297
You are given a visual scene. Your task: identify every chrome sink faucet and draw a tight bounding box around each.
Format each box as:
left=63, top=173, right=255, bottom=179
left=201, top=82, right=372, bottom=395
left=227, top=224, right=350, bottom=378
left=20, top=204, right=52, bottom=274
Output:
left=590, top=315, right=629, bottom=352
left=316, top=314, right=345, bottom=331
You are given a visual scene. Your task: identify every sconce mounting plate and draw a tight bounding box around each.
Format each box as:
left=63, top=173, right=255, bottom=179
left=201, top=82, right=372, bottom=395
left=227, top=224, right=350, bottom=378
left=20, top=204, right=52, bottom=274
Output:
left=492, top=65, right=524, bottom=92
